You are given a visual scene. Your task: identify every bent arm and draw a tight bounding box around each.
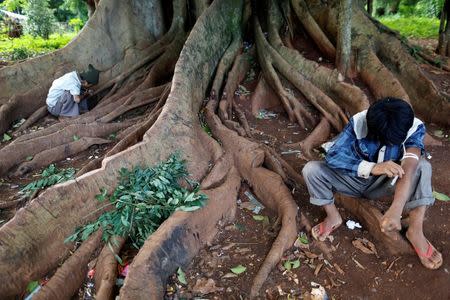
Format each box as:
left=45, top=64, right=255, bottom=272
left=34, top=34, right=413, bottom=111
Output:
left=389, top=147, right=421, bottom=216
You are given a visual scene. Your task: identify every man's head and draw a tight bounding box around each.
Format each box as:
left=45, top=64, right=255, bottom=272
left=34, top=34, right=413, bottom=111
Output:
left=79, top=64, right=100, bottom=86
left=366, top=97, right=414, bottom=145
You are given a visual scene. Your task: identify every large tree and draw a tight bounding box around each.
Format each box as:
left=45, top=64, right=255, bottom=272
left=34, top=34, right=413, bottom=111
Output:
left=0, top=0, right=449, bottom=299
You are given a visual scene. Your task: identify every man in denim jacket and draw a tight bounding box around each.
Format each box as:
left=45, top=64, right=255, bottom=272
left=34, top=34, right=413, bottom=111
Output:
left=302, top=98, right=442, bottom=269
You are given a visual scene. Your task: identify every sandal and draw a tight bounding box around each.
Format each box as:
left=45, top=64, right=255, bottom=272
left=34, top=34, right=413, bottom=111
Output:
left=311, top=222, right=340, bottom=242
left=413, top=240, right=443, bottom=270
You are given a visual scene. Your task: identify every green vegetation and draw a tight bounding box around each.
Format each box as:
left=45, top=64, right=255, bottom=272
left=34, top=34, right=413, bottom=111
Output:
left=65, top=153, right=208, bottom=249
left=378, top=15, right=440, bottom=38
left=0, top=32, right=75, bottom=60
left=20, top=164, right=76, bottom=196
left=25, top=0, right=56, bottom=39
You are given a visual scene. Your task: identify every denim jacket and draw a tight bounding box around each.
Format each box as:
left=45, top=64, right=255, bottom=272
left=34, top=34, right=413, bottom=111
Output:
left=325, top=110, right=425, bottom=178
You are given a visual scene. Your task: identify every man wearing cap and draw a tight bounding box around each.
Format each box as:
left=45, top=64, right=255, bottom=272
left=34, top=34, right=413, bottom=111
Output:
left=302, top=97, right=443, bottom=270
left=46, top=65, right=99, bottom=118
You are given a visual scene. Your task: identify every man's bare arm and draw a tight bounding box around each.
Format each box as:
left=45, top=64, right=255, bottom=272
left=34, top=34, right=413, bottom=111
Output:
left=380, top=147, right=421, bottom=232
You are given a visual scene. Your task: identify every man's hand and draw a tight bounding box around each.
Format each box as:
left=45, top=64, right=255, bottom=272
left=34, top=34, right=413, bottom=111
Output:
left=380, top=208, right=402, bottom=233
left=371, top=161, right=404, bottom=178
left=73, top=95, right=81, bottom=103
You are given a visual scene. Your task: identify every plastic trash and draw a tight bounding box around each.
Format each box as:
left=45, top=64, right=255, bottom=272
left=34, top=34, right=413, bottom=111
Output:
left=346, top=220, right=362, bottom=230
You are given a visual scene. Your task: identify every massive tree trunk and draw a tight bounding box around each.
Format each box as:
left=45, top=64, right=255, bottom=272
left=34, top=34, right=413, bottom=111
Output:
left=0, top=0, right=448, bottom=298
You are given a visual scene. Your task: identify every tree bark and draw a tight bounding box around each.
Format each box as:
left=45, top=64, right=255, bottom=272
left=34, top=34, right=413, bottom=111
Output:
left=336, top=0, right=353, bottom=77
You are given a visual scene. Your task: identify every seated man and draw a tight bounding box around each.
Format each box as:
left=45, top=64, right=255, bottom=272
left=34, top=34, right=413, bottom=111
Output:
left=302, top=97, right=443, bottom=269
left=46, top=64, right=99, bottom=118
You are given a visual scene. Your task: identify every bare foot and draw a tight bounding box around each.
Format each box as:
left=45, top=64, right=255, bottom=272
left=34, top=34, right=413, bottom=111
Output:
left=406, top=229, right=443, bottom=269
left=380, top=209, right=402, bottom=233
left=312, top=215, right=342, bottom=242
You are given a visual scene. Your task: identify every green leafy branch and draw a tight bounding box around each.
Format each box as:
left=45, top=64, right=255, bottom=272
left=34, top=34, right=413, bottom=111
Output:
left=20, top=164, right=76, bottom=196
left=65, top=153, right=208, bottom=249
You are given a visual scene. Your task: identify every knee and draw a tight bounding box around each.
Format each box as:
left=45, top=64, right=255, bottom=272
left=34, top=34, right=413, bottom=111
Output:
left=417, top=159, right=432, bottom=175
left=302, top=161, right=322, bottom=180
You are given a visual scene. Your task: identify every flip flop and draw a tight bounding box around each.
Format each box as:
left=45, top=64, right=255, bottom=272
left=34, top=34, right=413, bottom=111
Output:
left=311, top=222, right=339, bottom=242
left=413, top=240, right=443, bottom=270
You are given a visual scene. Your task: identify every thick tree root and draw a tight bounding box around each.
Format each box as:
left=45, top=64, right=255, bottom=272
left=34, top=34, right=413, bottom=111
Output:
left=95, top=236, right=126, bottom=300
left=334, top=194, right=413, bottom=255
left=33, top=230, right=102, bottom=300
left=120, top=164, right=241, bottom=299
left=0, top=122, right=131, bottom=176
left=14, top=137, right=111, bottom=176
left=16, top=106, right=49, bottom=132
left=254, top=16, right=347, bottom=131
left=284, top=116, right=331, bottom=160
left=290, top=0, right=336, bottom=59
left=205, top=99, right=298, bottom=298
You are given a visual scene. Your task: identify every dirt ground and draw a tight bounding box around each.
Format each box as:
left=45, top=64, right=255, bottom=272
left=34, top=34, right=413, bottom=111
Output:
left=0, top=35, right=449, bottom=299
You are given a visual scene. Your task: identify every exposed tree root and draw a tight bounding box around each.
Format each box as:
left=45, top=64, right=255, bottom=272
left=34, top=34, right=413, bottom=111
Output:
left=205, top=99, right=298, bottom=298
left=290, top=0, right=336, bottom=59
left=95, top=236, right=126, bottom=300
left=14, top=137, right=111, bottom=176
left=33, top=230, right=102, bottom=300
left=254, top=15, right=347, bottom=131
left=284, top=116, right=331, bottom=160
left=0, top=122, right=131, bottom=176
left=334, top=194, right=413, bottom=255
left=16, top=106, right=49, bottom=132
left=358, top=49, right=409, bottom=100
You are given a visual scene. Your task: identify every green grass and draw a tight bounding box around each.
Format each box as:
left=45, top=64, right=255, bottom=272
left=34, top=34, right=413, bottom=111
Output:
left=0, top=32, right=76, bottom=61
left=378, top=16, right=440, bottom=39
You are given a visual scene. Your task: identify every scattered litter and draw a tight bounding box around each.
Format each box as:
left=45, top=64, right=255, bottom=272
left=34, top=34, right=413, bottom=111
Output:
left=444, top=268, right=449, bottom=274
left=120, top=264, right=129, bottom=277
left=352, top=257, right=366, bottom=270
left=83, top=269, right=95, bottom=299
left=310, top=282, right=328, bottom=300
left=94, top=156, right=99, bottom=159
left=426, top=152, right=432, bottom=160
left=244, top=191, right=264, bottom=213
left=235, top=85, right=251, bottom=96
left=433, top=129, right=445, bottom=138
left=10, top=184, right=19, bottom=189
left=333, top=263, right=345, bottom=275
left=192, top=278, right=223, bottom=295
left=283, top=259, right=300, bottom=271
left=314, top=263, right=324, bottom=276
left=352, top=238, right=379, bottom=257
left=386, top=257, right=401, bottom=273
left=346, top=220, right=362, bottom=230
left=116, top=278, right=125, bottom=287
left=12, top=118, right=26, bottom=128
left=222, top=272, right=238, bottom=279
left=257, top=109, right=278, bottom=119
left=281, top=150, right=301, bottom=155
left=66, top=157, right=72, bottom=161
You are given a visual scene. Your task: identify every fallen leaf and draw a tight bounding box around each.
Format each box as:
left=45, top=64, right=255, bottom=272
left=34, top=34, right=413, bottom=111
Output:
left=230, top=265, right=246, bottom=274
left=192, top=278, right=223, bottom=295
left=177, top=267, right=187, bottom=285
left=240, top=201, right=257, bottom=211
left=304, top=251, right=318, bottom=259
left=222, top=243, right=236, bottom=251
left=433, top=191, right=450, bottom=201
left=2, top=133, right=12, bottom=142
left=433, top=130, right=444, bottom=138
left=314, top=263, right=324, bottom=276
left=222, top=272, right=238, bottom=278
left=352, top=238, right=379, bottom=257
left=333, top=263, right=345, bottom=275
left=352, top=257, right=366, bottom=270
left=253, top=215, right=265, bottom=221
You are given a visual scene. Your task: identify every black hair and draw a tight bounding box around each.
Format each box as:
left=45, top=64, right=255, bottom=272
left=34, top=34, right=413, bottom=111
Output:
left=366, top=97, right=414, bottom=145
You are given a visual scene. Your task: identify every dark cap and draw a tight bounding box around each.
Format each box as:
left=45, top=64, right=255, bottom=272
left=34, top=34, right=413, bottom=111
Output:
left=79, top=64, right=100, bottom=85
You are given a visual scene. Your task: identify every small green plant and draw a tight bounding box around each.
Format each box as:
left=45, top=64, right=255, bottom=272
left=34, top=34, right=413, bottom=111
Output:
left=68, top=17, right=83, bottom=32
left=10, top=46, right=32, bottom=60
left=20, top=164, right=76, bottom=195
left=25, top=0, right=56, bottom=39
left=65, top=153, right=208, bottom=249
